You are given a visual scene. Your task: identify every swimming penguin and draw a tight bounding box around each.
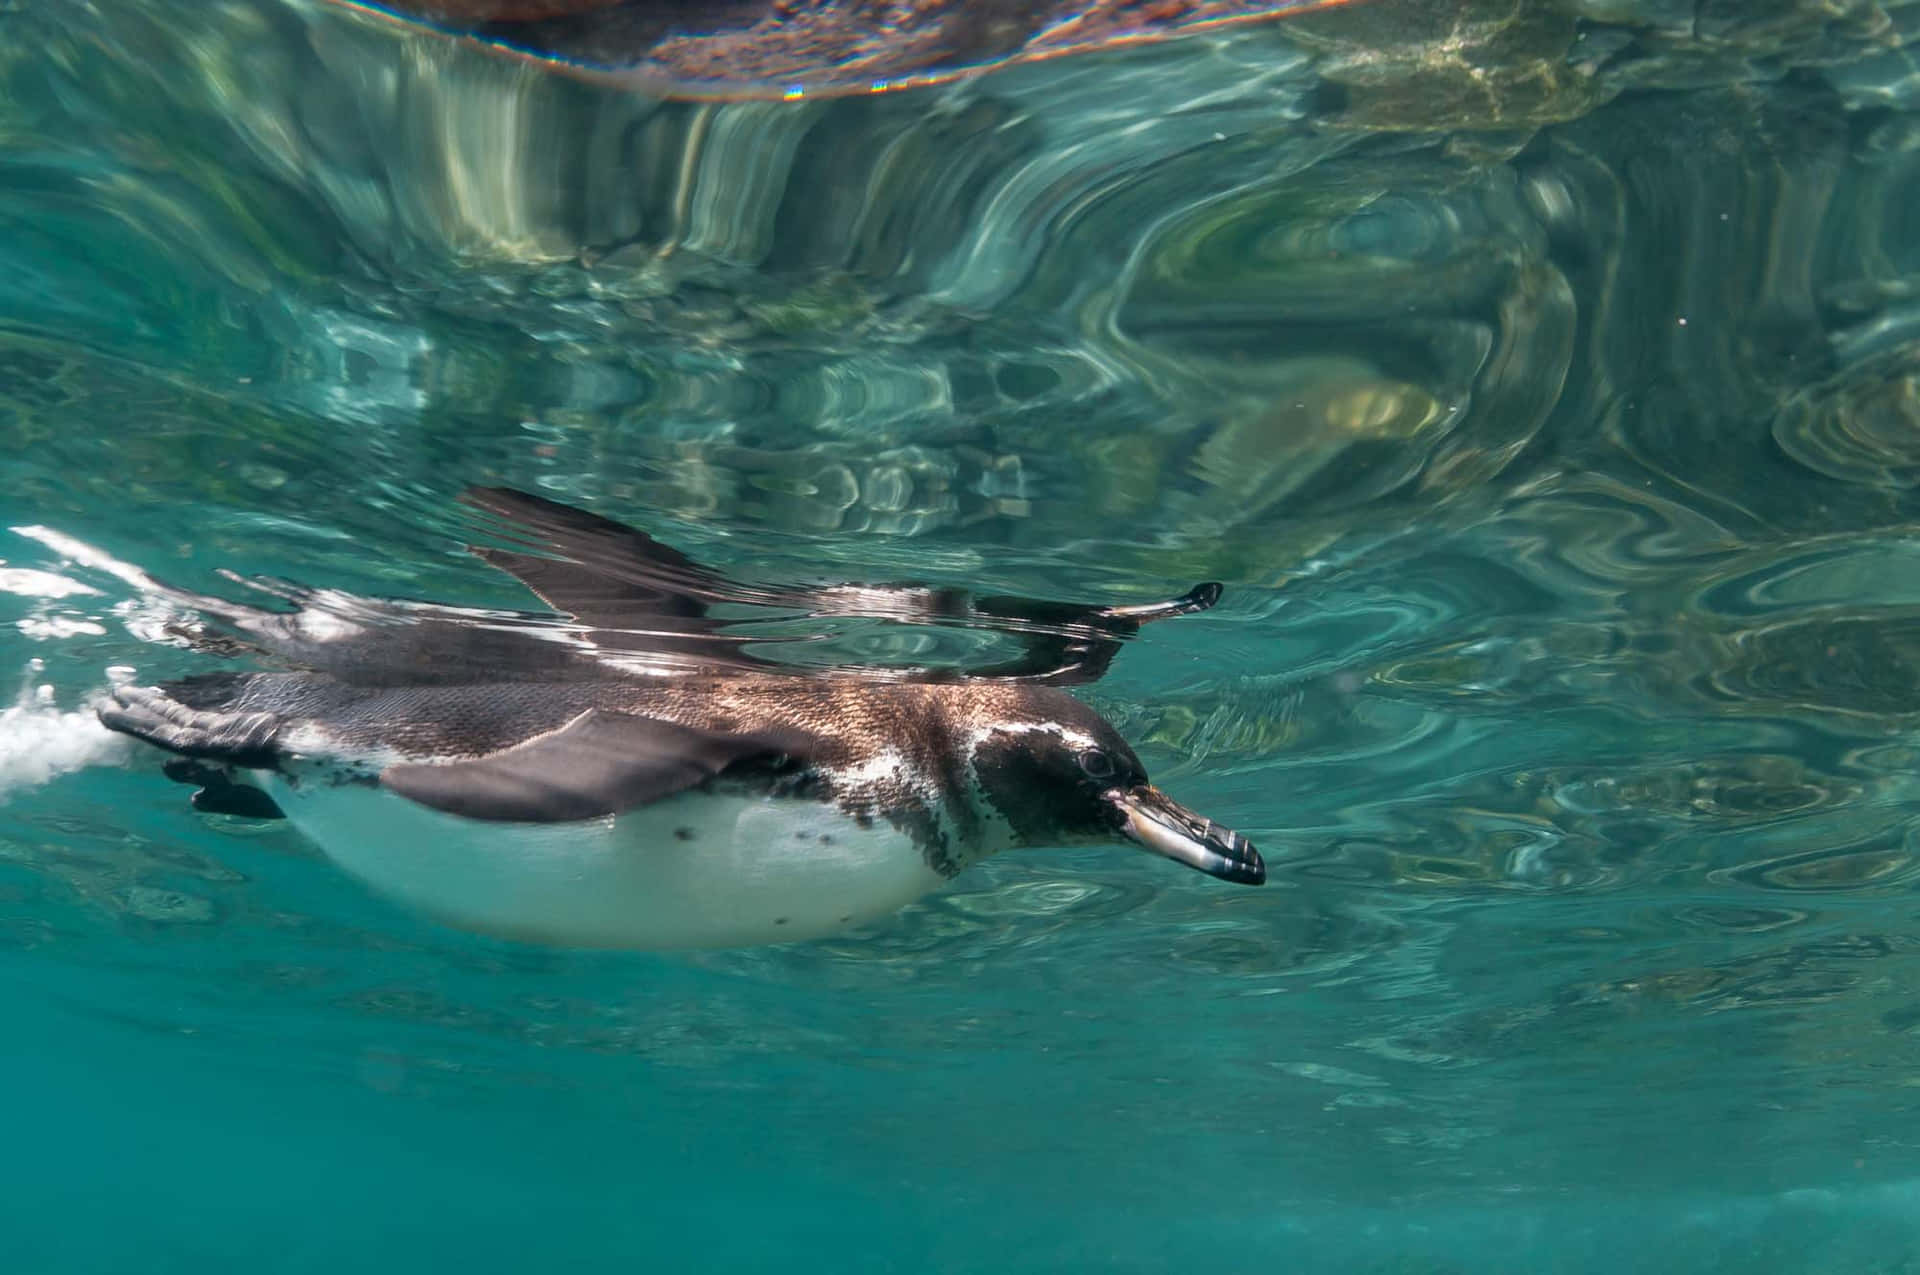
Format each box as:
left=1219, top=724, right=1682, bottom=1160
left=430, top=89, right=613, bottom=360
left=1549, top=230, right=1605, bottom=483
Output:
left=97, top=488, right=1261, bottom=949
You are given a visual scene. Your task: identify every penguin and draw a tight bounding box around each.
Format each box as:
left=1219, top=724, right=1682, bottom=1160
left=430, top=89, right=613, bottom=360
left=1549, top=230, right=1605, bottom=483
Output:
left=98, top=487, right=1261, bottom=948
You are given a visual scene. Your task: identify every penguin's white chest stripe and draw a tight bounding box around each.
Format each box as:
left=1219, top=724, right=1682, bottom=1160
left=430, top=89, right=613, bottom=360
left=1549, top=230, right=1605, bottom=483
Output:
left=261, top=772, right=941, bottom=949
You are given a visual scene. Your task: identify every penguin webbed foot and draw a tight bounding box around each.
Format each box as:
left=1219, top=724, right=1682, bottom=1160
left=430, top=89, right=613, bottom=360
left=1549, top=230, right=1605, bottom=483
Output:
left=161, top=758, right=285, bottom=820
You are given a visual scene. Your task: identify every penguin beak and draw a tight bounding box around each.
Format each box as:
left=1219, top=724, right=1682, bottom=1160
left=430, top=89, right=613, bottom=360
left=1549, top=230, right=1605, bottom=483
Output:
left=1108, top=786, right=1265, bottom=885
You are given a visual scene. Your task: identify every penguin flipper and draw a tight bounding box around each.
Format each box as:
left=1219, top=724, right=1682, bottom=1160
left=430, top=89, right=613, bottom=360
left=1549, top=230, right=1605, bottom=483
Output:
left=459, top=486, right=1223, bottom=686
left=903, top=582, right=1223, bottom=686
left=462, top=486, right=724, bottom=624
left=379, top=708, right=816, bottom=823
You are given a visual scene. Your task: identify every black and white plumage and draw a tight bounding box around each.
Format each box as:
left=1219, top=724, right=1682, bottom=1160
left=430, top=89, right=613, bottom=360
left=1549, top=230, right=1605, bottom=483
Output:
left=98, top=488, right=1260, bottom=949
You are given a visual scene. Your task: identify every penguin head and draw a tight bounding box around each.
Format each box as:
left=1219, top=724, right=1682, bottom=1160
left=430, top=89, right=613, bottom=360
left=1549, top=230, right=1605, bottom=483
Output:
left=965, top=691, right=1264, bottom=885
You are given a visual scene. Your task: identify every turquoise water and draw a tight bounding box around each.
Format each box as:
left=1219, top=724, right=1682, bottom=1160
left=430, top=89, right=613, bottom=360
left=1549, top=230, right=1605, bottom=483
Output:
left=8, top=0, right=1920, bottom=1268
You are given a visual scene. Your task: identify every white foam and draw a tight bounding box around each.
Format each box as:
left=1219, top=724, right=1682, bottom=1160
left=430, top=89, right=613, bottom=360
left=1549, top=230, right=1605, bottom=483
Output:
left=0, top=661, right=130, bottom=803
left=9, top=526, right=158, bottom=593
left=16, top=615, right=107, bottom=640
left=0, top=566, right=100, bottom=599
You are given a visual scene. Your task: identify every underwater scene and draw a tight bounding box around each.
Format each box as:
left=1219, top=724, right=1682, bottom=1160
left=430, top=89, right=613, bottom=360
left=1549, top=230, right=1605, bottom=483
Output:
left=7, top=0, right=1920, bottom=1269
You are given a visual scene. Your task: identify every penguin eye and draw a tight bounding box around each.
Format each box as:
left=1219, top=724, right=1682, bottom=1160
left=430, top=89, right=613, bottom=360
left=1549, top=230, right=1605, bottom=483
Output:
left=1077, top=748, right=1115, bottom=781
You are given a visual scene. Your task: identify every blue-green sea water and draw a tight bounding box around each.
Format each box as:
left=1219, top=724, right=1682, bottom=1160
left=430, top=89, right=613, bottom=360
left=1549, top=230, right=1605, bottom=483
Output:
left=8, top=0, right=1920, bottom=1269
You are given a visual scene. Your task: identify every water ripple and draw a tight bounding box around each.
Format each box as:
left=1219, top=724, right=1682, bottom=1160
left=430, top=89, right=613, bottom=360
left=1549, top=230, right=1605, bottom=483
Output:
left=1773, top=340, right=1920, bottom=489
left=7, top=0, right=1920, bottom=1226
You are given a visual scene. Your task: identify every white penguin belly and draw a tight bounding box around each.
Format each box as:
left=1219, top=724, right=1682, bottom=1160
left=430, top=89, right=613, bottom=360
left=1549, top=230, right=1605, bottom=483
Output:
left=259, top=772, right=944, bottom=949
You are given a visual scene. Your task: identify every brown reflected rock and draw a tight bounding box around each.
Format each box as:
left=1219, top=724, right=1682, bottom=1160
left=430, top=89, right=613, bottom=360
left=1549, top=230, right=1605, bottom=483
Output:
left=342, top=0, right=1351, bottom=93
left=401, top=1, right=627, bottom=18
left=1282, top=0, right=1602, bottom=130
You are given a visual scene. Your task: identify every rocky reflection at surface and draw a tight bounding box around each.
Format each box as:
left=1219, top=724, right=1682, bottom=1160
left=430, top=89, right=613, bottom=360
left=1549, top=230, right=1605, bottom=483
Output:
left=347, top=0, right=1349, bottom=96
left=7, top=0, right=1917, bottom=564
left=12, top=0, right=1920, bottom=1207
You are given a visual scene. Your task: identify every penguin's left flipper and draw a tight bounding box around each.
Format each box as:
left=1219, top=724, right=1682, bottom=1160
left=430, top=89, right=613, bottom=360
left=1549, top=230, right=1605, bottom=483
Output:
left=380, top=708, right=817, bottom=824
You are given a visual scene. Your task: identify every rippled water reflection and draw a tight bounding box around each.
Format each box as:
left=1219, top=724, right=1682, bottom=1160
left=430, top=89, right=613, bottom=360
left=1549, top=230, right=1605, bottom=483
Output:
left=9, top=0, right=1920, bottom=1266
